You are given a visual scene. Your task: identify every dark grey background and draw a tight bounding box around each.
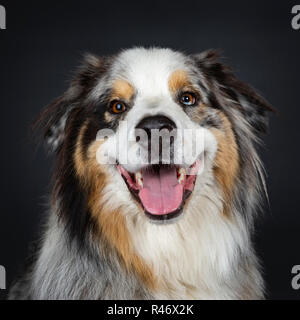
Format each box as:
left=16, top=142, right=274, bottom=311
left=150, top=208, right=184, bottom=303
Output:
left=0, top=0, right=299, bottom=300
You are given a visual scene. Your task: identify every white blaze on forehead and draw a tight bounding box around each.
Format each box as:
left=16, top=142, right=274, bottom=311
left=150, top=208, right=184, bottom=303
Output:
left=112, top=47, right=188, bottom=98
left=110, top=48, right=195, bottom=132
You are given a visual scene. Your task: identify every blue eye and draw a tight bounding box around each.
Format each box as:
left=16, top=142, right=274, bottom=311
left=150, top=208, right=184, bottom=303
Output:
left=180, top=92, right=196, bottom=106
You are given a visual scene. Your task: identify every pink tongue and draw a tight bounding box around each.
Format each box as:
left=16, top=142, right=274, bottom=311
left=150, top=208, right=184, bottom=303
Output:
left=139, top=167, right=183, bottom=215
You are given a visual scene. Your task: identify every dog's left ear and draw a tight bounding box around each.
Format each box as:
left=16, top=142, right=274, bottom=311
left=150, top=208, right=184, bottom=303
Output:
left=192, top=50, right=275, bottom=134
left=34, top=53, right=103, bottom=152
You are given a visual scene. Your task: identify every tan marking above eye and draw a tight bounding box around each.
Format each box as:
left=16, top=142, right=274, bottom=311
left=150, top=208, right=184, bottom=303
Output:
left=168, top=70, right=191, bottom=95
left=111, top=79, right=135, bottom=102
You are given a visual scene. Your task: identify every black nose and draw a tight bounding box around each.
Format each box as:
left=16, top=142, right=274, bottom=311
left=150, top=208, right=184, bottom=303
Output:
left=135, top=116, right=177, bottom=164
left=136, top=115, right=176, bottom=134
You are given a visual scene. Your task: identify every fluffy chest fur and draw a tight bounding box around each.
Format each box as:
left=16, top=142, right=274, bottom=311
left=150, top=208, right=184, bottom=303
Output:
left=127, top=176, right=249, bottom=299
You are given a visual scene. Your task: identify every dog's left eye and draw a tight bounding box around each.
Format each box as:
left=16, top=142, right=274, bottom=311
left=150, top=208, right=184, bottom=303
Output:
left=179, top=92, right=197, bottom=106
left=110, top=101, right=127, bottom=114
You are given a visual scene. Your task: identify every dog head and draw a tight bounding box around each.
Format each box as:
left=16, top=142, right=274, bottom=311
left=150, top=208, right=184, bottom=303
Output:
left=36, top=47, right=272, bottom=233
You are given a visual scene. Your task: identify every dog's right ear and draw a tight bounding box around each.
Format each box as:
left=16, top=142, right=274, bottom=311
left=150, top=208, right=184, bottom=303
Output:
left=34, top=53, right=103, bottom=152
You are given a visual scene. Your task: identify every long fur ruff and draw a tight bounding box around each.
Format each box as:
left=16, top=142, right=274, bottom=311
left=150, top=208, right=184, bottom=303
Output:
left=9, top=47, right=273, bottom=300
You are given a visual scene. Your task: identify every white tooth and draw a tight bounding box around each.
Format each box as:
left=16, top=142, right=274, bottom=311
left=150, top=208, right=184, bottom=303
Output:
left=178, top=168, right=186, bottom=183
left=179, top=168, right=186, bottom=175
left=136, top=172, right=143, bottom=187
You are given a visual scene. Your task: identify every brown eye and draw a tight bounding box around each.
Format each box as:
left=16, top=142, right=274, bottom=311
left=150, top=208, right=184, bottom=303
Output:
left=110, top=101, right=127, bottom=114
left=180, top=92, right=196, bottom=106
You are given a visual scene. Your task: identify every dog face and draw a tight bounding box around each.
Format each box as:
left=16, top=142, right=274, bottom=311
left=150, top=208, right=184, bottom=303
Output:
left=90, top=49, right=220, bottom=222
left=37, top=47, right=272, bottom=235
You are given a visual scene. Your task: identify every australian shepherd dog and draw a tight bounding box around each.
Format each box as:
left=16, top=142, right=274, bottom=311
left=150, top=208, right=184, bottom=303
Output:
left=9, top=47, right=273, bottom=300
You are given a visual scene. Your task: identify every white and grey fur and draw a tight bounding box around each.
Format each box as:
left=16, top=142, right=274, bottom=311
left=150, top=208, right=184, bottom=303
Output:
left=9, top=47, right=272, bottom=300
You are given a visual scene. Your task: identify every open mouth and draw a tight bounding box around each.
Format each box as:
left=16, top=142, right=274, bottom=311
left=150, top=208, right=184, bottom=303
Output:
left=117, top=161, right=200, bottom=222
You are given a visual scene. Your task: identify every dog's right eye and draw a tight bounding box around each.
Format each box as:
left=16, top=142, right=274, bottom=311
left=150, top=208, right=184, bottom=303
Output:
left=110, top=101, right=127, bottom=114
